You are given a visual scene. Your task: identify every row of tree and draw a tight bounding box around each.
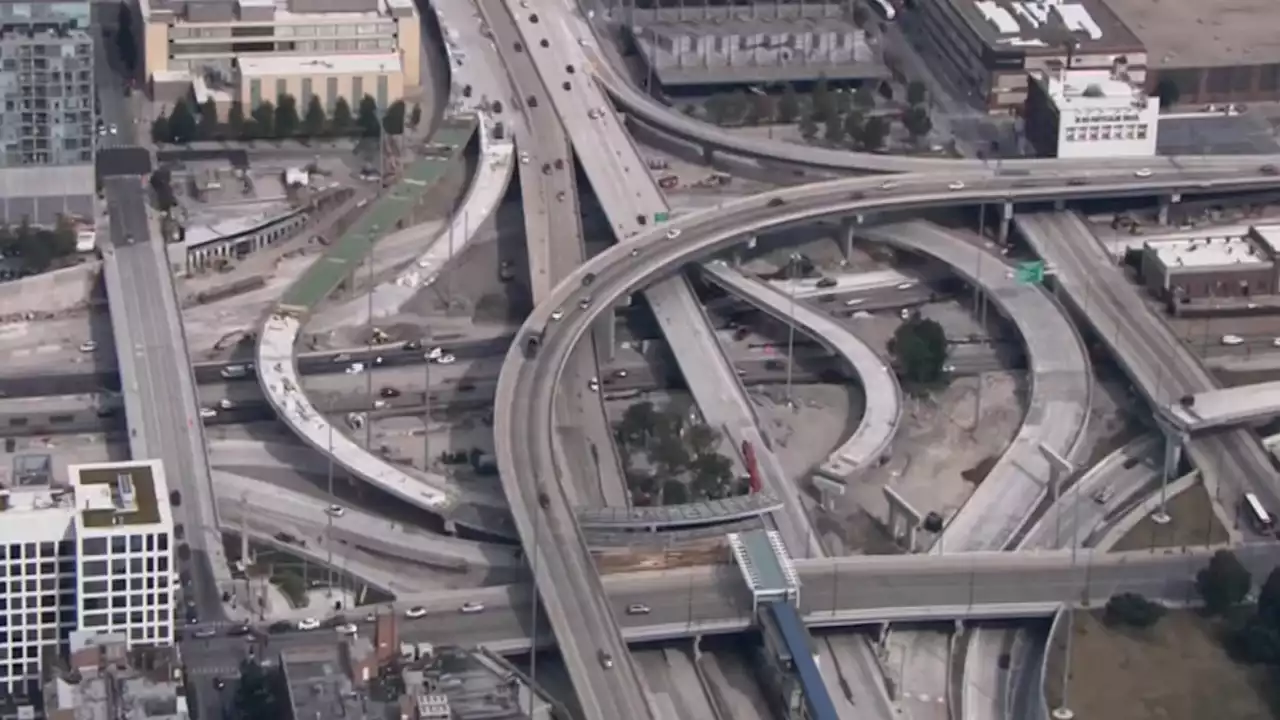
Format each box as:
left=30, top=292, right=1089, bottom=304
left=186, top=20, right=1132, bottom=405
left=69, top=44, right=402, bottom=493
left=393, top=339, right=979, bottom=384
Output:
left=151, top=94, right=423, bottom=145
left=615, top=400, right=738, bottom=505
left=0, top=217, right=79, bottom=274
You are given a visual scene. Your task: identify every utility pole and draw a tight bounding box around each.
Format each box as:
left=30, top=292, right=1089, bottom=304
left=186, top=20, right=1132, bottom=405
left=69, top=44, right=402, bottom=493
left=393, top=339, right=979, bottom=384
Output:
left=422, top=328, right=433, bottom=470
left=326, top=397, right=336, bottom=597
left=971, top=234, right=986, bottom=434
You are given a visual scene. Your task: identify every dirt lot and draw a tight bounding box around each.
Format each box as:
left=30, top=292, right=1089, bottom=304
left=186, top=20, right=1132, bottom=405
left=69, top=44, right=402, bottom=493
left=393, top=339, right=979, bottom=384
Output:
left=1111, top=483, right=1230, bottom=552
left=1045, top=610, right=1277, bottom=720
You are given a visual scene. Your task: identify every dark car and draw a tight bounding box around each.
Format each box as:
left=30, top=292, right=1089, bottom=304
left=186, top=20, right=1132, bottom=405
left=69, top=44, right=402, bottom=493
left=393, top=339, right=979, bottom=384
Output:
left=767, top=197, right=785, bottom=207
left=527, top=95, right=538, bottom=108
left=816, top=277, right=838, bottom=288
left=226, top=624, right=252, bottom=637
left=538, top=491, right=551, bottom=509
left=213, top=677, right=226, bottom=690
left=380, top=387, right=401, bottom=398
left=524, top=334, right=542, bottom=359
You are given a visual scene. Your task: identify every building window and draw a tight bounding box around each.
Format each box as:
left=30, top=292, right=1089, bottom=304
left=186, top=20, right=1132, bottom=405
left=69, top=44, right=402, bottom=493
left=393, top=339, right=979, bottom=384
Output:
left=250, top=79, right=261, bottom=108
left=376, top=75, right=387, bottom=109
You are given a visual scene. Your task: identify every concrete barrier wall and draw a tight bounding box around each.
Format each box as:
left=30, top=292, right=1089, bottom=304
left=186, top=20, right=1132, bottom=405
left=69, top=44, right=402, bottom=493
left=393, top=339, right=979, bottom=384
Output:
left=0, top=261, right=101, bottom=315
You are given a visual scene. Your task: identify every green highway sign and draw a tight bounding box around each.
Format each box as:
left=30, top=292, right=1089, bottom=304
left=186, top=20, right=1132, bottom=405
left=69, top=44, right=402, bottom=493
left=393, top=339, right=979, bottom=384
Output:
left=654, top=212, right=670, bottom=223
left=1014, top=260, right=1045, bottom=285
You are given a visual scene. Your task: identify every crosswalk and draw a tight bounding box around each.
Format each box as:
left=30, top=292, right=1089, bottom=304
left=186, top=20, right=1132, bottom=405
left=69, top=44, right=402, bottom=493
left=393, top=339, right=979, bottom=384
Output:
left=185, top=664, right=241, bottom=679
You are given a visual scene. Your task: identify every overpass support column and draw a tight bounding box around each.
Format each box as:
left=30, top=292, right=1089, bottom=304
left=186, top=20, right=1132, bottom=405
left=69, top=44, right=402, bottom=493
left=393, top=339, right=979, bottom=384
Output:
left=702, top=146, right=714, bottom=165
left=998, top=201, right=1014, bottom=245
left=840, top=216, right=863, bottom=261
left=1153, top=419, right=1186, bottom=524
left=442, top=519, right=457, bottom=536
left=594, top=305, right=617, bottom=364
left=1158, top=193, right=1182, bottom=226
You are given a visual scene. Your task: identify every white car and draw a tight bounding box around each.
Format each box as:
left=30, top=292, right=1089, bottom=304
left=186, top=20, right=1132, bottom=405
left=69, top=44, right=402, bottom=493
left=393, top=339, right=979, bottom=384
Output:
left=578, top=297, right=591, bottom=309
left=404, top=606, right=428, bottom=619
left=1221, top=334, right=1245, bottom=346
left=460, top=601, right=485, bottom=614
left=1272, top=337, right=1280, bottom=348
left=1092, top=485, right=1115, bottom=504
left=417, top=258, right=433, bottom=269
left=425, top=347, right=443, bottom=360
left=325, top=504, right=345, bottom=518
left=78, top=341, right=97, bottom=353
left=879, top=180, right=900, bottom=190
left=896, top=282, right=916, bottom=290
left=1133, top=168, right=1153, bottom=179
left=335, top=623, right=358, bottom=636
left=626, top=604, right=651, bottom=615
left=436, top=354, right=457, bottom=365
left=587, top=108, right=602, bottom=120
left=372, top=399, right=388, bottom=410
left=332, top=353, right=352, bottom=363
left=550, top=309, right=565, bottom=321
left=519, top=151, right=530, bottom=165
left=297, top=618, right=321, bottom=631
left=588, top=377, right=600, bottom=392
left=346, top=363, right=365, bottom=374
left=199, top=408, right=217, bottom=420
left=845, top=298, right=865, bottom=307
left=108, top=123, right=118, bottom=135
left=217, top=398, right=235, bottom=411
left=947, top=181, right=966, bottom=191
left=665, top=228, right=681, bottom=239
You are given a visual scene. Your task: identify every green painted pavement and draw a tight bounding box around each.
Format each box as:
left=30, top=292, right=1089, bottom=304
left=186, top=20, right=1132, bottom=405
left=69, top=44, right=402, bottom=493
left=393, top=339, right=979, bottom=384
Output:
left=279, top=118, right=478, bottom=312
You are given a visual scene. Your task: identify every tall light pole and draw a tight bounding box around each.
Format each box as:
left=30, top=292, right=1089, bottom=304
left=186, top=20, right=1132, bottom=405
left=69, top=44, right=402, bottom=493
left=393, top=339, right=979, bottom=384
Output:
left=785, top=252, right=800, bottom=406
left=364, top=221, right=379, bottom=450
left=422, top=328, right=433, bottom=471
left=326, top=396, right=336, bottom=598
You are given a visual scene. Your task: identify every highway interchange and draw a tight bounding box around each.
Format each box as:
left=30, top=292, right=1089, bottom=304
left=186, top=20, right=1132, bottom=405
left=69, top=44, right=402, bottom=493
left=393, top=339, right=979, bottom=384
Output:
left=45, top=0, right=1280, bottom=718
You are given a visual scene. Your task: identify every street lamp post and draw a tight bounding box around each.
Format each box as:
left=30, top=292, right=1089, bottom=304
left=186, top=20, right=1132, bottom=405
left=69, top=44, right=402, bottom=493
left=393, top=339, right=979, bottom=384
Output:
left=785, top=253, right=800, bottom=406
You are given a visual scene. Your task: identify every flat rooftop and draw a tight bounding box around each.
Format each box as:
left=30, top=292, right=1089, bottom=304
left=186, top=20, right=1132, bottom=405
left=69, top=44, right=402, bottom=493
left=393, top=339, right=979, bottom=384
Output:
left=959, top=0, right=1142, bottom=54
left=1103, top=0, right=1280, bottom=69
left=1042, top=69, right=1149, bottom=109
left=72, top=461, right=164, bottom=529
left=1146, top=235, right=1270, bottom=270
left=237, top=53, right=401, bottom=78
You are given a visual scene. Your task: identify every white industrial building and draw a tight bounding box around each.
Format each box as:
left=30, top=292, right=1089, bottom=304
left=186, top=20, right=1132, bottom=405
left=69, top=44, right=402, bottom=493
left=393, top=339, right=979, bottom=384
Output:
left=1024, top=68, right=1158, bottom=159
left=0, top=460, right=176, bottom=697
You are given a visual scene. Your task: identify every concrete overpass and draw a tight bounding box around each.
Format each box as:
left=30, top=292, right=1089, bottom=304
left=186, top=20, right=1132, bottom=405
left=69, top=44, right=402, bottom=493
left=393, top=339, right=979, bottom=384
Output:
left=1167, top=380, right=1280, bottom=431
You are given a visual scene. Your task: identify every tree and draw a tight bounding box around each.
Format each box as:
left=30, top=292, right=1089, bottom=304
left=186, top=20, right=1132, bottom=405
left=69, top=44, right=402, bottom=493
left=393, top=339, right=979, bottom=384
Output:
left=168, top=100, right=197, bottom=144
left=890, top=315, right=948, bottom=386
left=860, top=115, right=890, bottom=151
left=823, top=114, right=844, bottom=144
left=302, top=96, right=327, bottom=138
left=799, top=113, right=818, bottom=141
left=1196, top=549, right=1251, bottom=616
left=1154, top=78, right=1180, bottom=109
left=274, top=94, right=300, bottom=138
left=1225, top=614, right=1280, bottom=665
left=198, top=98, right=219, bottom=140
left=382, top=99, right=407, bottom=136
left=854, top=84, right=877, bottom=111
left=852, top=4, right=870, bottom=27
left=150, top=114, right=171, bottom=145
left=650, top=429, right=690, bottom=475
left=660, top=479, right=689, bottom=505
left=409, top=103, right=423, bottom=129
left=1257, top=567, right=1280, bottom=628
left=235, top=659, right=283, bottom=719
left=812, top=74, right=833, bottom=122
left=618, top=402, right=658, bottom=447
left=902, top=106, right=933, bottom=145
left=228, top=101, right=247, bottom=139
left=690, top=452, right=734, bottom=498
left=1104, top=593, right=1165, bottom=628
left=331, top=97, right=354, bottom=136
left=748, top=93, right=775, bottom=125
left=685, top=424, right=719, bottom=459
left=149, top=167, right=177, bottom=211
left=357, top=95, right=381, bottom=137
left=704, top=94, right=730, bottom=126
left=778, top=83, right=800, bottom=123
left=907, top=80, right=929, bottom=107
left=251, top=101, right=275, bottom=139
left=842, top=111, right=865, bottom=146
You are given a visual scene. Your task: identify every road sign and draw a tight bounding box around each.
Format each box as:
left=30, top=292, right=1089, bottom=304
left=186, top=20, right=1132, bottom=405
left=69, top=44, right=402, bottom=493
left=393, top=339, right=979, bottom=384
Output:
left=654, top=212, right=670, bottom=223
left=1014, top=260, right=1045, bottom=285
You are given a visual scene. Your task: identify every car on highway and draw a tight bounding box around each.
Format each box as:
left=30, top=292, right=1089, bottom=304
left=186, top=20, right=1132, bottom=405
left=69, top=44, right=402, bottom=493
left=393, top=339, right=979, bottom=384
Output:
left=588, top=377, right=599, bottom=392
left=538, top=488, right=551, bottom=509
left=226, top=624, right=252, bottom=637
left=844, top=298, right=865, bottom=307
left=213, top=677, right=226, bottom=690
left=78, top=340, right=97, bottom=353
left=437, top=354, right=456, bottom=365
left=372, top=399, right=388, bottom=410
left=333, top=353, right=352, bottom=363
left=816, top=277, right=837, bottom=288
left=947, top=181, right=966, bottom=191
left=191, top=627, right=217, bottom=639
left=582, top=272, right=596, bottom=287
left=108, top=123, right=118, bottom=135
left=1272, top=337, right=1280, bottom=348
left=1133, top=168, right=1153, bottom=178
left=598, top=650, right=614, bottom=669
left=626, top=604, right=651, bottom=615
left=1091, top=485, right=1115, bottom=504
left=297, top=618, right=321, bottom=631
left=459, top=602, right=485, bottom=614
left=527, top=95, right=538, bottom=108
left=404, top=339, right=423, bottom=351
left=217, top=399, right=235, bottom=411
left=221, top=364, right=250, bottom=379
left=199, top=408, right=217, bottom=420
left=325, top=504, right=345, bottom=518
left=380, top=387, right=400, bottom=398
left=335, top=623, right=358, bottom=636
left=665, top=228, right=681, bottom=239
left=550, top=309, right=564, bottom=321
left=425, top=346, right=443, bottom=361
left=588, top=108, right=602, bottom=120
left=1221, top=334, right=1245, bottom=346
left=346, top=363, right=365, bottom=374
left=1263, top=164, right=1279, bottom=176
left=767, top=197, right=785, bottom=207
left=879, top=180, right=901, bottom=190
left=613, top=369, right=629, bottom=379
left=404, top=606, right=428, bottom=619
left=519, top=152, right=530, bottom=165
left=1068, top=177, right=1090, bottom=186
left=896, top=282, right=916, bottom=290
left=578, top=297, right=591, bottom=309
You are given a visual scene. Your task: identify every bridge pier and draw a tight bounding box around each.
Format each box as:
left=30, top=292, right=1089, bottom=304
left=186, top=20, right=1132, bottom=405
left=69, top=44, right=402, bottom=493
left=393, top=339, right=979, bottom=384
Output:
left=840, top=217, right=863, bottom=261
left=442, top=519, right=457, bottom=536
left=998, top=201, right=1014, bottom=245
left=702, top=145, right=714, bottom=164
left=1157, top=193, right=1182, bottom=226
left=883, top=486, right=922, bottom=551
left=1153, top=419, right=1186, bottom=524
left=594, top=306, right=617, bottom=364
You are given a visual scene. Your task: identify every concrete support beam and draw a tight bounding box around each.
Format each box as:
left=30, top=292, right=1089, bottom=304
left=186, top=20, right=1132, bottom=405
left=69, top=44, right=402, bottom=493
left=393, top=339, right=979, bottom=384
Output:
left=998, top=201, right=1015, bottom=245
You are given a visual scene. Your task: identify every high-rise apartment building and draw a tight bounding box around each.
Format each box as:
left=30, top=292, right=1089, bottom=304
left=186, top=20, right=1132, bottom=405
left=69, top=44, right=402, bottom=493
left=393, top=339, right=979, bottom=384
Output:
left=0, top=459, right=175, bottom=700
left=0, top=0, right=96, bottom=224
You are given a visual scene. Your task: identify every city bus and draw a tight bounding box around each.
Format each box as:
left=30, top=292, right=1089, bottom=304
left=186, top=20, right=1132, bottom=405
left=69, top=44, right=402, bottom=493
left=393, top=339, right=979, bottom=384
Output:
left=1242, top=492, right=1274, bottom=534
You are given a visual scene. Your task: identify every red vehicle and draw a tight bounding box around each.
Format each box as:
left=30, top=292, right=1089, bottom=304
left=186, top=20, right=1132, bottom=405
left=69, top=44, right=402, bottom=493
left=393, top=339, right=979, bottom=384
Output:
left=742, top=440, right=761, bottom=494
